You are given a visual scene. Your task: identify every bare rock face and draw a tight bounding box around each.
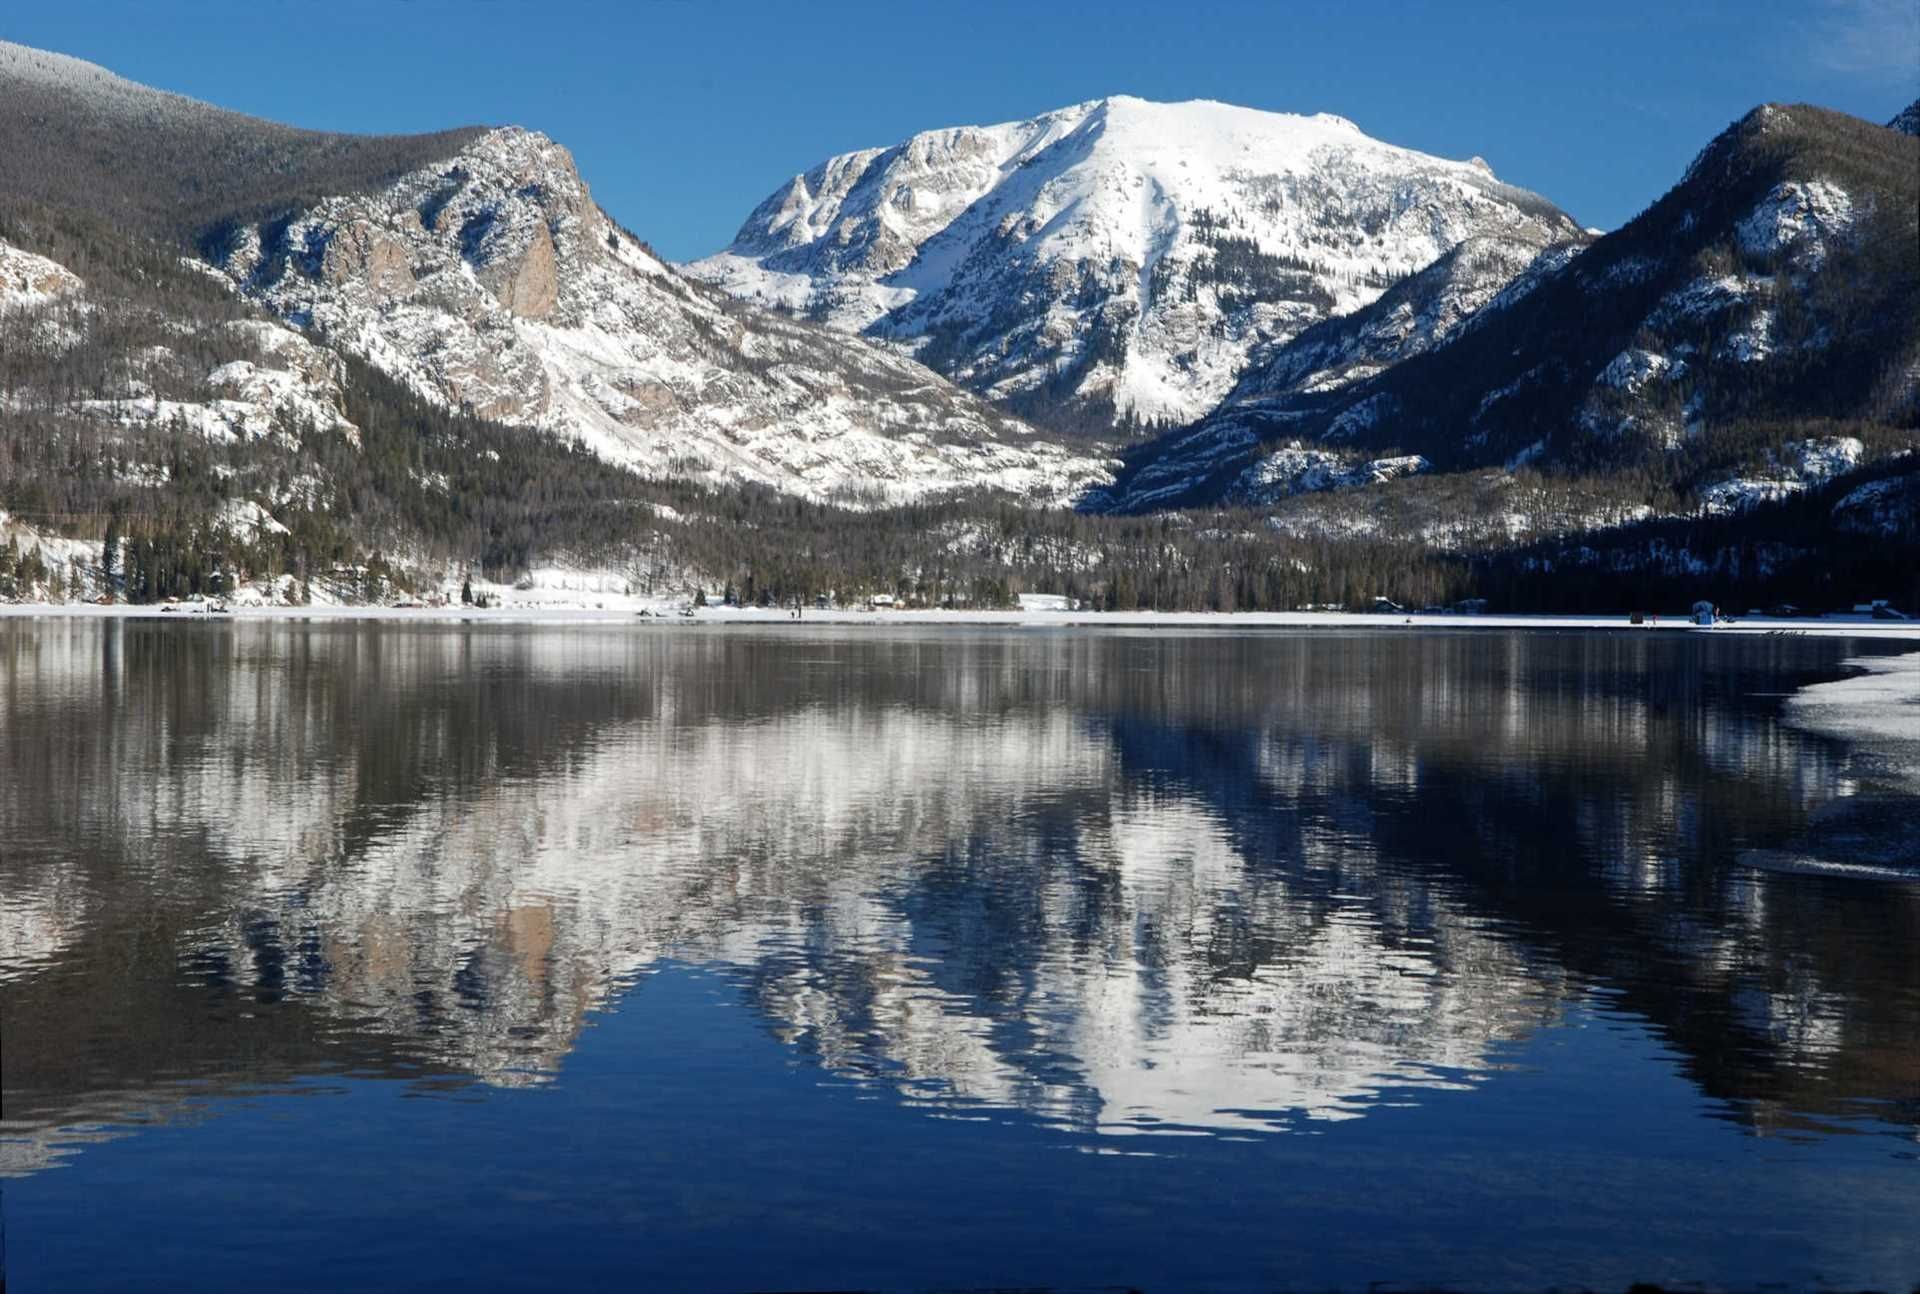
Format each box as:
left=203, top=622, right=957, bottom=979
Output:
left=488, top=219, right=558, bottom=319
left=317, top=219, right=415, bottom=296
left=204, top=128, right=1115, bottom=505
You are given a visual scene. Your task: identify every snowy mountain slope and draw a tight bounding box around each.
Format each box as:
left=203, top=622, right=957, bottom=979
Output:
left=0, top=234, right=359, bottom=496
left=1102, top=103, right=1920, bottom=511
left=1096, top=234, right=1593, bottom=511
left=688, top=96, right=1583, bottom=434
left=1695, top=435, right=1863, bottom=515
left=1223, top=232, right=1591, bottom=409
left=203, top=126, right=1112, bottom=503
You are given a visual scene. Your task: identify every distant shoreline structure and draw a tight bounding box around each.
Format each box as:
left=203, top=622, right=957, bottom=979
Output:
left=4, top=602, right=1919, bottom=640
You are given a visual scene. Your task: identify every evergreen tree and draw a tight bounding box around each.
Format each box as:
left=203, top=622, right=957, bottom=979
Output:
left=101, top=509, right=122, bottom=601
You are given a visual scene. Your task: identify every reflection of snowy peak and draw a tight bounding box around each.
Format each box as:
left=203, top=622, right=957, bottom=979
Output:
left=207, top=127, right=1112, bottom=504
left=690, top=96, right=1581, bottom=431
left=7, top=627, right=1900, bottom=1175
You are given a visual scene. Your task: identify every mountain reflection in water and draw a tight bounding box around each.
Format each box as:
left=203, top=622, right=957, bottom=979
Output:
left=3, top=621, right=1918, bottom=1182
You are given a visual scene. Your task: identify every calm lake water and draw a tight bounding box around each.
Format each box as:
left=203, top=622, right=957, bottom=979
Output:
left=2, top=620, right=1917, bottom=1291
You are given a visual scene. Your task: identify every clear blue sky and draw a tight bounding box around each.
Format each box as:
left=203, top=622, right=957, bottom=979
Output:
left=8, top=1, right=1915, bottom=260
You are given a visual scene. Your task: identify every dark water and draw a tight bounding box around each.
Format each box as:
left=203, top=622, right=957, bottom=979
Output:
left=2, top=620, right=1917, bottom=1291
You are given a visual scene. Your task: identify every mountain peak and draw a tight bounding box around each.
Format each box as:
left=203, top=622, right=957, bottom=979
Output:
left=1892, top=99, right=1920, bottom=136
left=688, top=98, right=1578, bottom=432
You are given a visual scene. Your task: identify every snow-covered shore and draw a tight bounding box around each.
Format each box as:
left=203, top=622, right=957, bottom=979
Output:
left=3, top=600, right=1920, bottom=638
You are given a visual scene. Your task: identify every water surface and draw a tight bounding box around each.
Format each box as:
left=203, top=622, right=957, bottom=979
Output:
left=2, top=622, right=1917, bottom=1290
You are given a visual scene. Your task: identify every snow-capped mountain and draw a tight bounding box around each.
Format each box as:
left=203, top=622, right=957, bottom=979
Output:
left=0, top=40, right=1112, bottom=507
left=688, top=96, right=1583, bottom=433
left=1104, top=103, right=1920, bottom=511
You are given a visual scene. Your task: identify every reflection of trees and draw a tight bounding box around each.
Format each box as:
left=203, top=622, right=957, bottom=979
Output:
left=2, top=622, right=1914, bottom=1175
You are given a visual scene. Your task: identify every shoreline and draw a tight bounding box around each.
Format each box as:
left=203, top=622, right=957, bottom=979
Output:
left=4, top=601, right=1919, bottom=638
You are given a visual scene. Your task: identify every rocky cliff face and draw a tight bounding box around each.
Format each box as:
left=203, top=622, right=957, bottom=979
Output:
left=205, top=127, right=1114, bottom=504
left=689, top=96, right=1583, bottom=434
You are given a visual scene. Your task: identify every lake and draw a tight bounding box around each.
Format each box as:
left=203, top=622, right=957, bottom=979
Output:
left=2, top=620, right=1916, bottom=1291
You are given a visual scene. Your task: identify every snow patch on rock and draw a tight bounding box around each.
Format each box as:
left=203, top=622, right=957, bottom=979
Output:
left=0, top=240, right=83, bottom=310
left=1647, top=273, right=1756, bottom=328
left=1599, top=348, right=1683, bottom=395
left=1718, top=308, right=1779, bottom=364
left=1735, top=181, right=1857, bottom=269
left=1698, top=436, right=1864, bottom=515
left=1229, top=444, right=1428, bottom=505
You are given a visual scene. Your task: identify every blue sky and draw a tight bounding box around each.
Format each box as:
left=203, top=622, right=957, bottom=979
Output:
left=8, top=1, right=1915, bottom=260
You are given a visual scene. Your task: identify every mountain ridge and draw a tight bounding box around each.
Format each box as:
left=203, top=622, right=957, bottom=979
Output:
left=200, top=123, right=1114, bottom=503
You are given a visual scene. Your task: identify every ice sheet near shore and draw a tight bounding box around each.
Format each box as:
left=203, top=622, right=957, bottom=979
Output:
left=1784, top=651, right=1920, bottom=791
left=1757, top=650, right=1920, bottom=875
